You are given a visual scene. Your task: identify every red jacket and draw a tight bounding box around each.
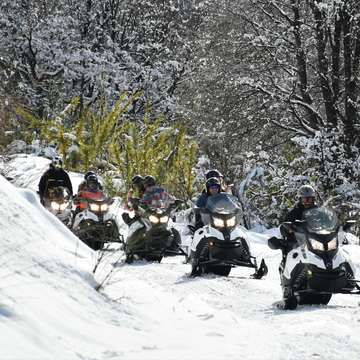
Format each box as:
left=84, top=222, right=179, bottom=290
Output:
left=75, top=190, right=105, bottom=210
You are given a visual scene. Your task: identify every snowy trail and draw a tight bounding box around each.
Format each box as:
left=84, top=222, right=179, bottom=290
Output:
left=101, top=244, right=360, bottom=360
left=3, top=155, right=360, bottom=360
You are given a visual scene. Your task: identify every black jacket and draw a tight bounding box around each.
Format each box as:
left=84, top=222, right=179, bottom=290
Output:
left=281, top=201, right=317, bottom=244
left=38, top=168, right=73, bottom=197
left=285, top=201, right=318, bottom=223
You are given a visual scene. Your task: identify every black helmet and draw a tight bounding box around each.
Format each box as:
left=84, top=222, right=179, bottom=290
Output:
left=206, top=177, right=221, bottom=189
left=84, top=171, right=96, bottom=180
left=131, top=175, right=143, bottom=186
left=86, top=174, right=99, bottom=192
left=205, top=169, right=223, bottom=180
left=50, top=156, right=63, bottom=169
left=143, top=175, right=156, bottom=188
left=297, top=185, right=316, bottom=198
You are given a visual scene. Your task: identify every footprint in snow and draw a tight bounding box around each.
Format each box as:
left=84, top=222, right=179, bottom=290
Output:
left=206, top=331, right=224, bottom=337
left=197, top=313, right=214, bottom=320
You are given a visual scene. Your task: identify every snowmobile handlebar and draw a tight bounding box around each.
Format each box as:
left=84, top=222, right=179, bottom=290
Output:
left=268, top=236, right=286, bottom=250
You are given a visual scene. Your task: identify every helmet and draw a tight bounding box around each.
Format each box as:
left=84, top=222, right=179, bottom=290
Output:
left=297, top=185, right=316, bottom=198
left=131, top=175, right=143, bottom=186
left=86, top=174, right=99, bottom=192
left=206, top=177, right=221, bottom=190
left=84, top=171, right=96, bottom=180
left=50, top=157, right=63, bottom=169
left=143, top=175, right=156, bottom=188
left=205, top=169, right=223, bottom=180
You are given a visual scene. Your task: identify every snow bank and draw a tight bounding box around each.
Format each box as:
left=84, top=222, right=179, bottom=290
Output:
left=0, top=175, right=142, bottom=359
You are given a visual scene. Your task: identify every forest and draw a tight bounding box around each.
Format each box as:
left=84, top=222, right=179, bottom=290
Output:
left=1, top=0, right=360, bottom=228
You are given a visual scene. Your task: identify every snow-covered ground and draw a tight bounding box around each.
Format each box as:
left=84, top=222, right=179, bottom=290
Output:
left=2, top=154, right=360, bottom=360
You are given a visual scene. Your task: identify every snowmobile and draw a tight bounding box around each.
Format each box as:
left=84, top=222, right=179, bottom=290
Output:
left=268, top=206, right=360, bottom=310
left=189, top=193, right=268, bottom=277
left=72, top=196, right=122, bottom=251
left=124, top=198, right=186, bottom=263
left=41, top=180, right=73, bottom=227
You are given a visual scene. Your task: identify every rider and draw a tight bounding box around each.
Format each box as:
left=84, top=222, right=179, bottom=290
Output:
left=77, top=171, right=103, bottom=192
left=273, top=184, right=318, bottom=252
left=140, top=175, right=173, bottom=208
left=125, top=175, right=145, bottom=210
left=205, top=169, right=232, bottom=193
left=38, top=157, right=73, bottom=203
left=122, top=175, right=145, bottom=225
left=123, top=175, right=176, bottom=261
left=194, top=177, right=222, bottom=229
left=74, top=174, right=104, bottom=211
left=196, top=177, right=222, bottom=208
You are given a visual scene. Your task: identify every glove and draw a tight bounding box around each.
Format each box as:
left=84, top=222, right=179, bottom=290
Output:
left=122, top=212, right=131, bottom=225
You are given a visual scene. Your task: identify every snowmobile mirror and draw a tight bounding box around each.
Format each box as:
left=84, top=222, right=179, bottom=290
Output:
left=343, top=220, right=356, bottom=232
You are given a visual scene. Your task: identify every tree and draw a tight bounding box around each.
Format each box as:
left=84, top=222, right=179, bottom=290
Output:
left=237, top=1, right=360, bottom=183
left=0, top=0, right=205, bottom=119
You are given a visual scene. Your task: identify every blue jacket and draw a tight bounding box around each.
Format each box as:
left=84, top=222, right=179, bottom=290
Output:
left=196, top=192, right=208, bottom=208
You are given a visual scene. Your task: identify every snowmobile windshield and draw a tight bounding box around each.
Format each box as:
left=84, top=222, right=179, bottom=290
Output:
left=205, top=193, right=241, bottom=215
left=143, top=189, right=174, bottom=210
left=303, top=207, right=338, bottom=234
left=47, top=186, right=71, bottom=200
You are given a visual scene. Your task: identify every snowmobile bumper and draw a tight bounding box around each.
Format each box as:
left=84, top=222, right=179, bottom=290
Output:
left=126, top=226, right=186, bottom=261
left=290, top=264, right=360, bottom=294
left=305, top=264, right=353, bottom=292
left=193, top=238, right=268, bottom=278
left=199, top=238, right=255, bottom=267
left=75, top=219, right=122, bottom=244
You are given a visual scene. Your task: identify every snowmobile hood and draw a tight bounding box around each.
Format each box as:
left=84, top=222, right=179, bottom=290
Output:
left=303, top=206, right=338, bottom=234
left=205, top=193, right=241, bottom=215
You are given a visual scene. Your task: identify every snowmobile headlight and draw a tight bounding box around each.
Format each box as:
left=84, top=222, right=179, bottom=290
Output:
left=226, top=216, right=236, bottom=227
left=159, top=215, right=169, bottom=224
left=149, top=214, right=159, bottom=224
left=327, top=238, right=338, bottom=250
left=89, top=203, right=100, bottom=212
left=310, top=238, right=325, bottom=251
left=100, top=204, right=109, bottom=212
left=59, top=202, right=69, bottom=211
left=213, top=217, right=225, bottom=228
left=50, top=201, right=60, bottom=211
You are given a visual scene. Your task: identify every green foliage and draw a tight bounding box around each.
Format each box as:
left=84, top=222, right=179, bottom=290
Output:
left=110, top=116, right=198, bottom=200
left=16, top=94, right=197, bottom=200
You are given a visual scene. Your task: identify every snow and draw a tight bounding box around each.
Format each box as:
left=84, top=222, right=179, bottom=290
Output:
left=2, top=154, right=360, bottom=359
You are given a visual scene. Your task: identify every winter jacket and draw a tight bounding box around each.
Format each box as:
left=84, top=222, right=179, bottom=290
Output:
left=75, top=190, right=105, bottom=210
left=77, top=179, right=103, bottom=192
left=38, top=168, right=73, bottom=198
left=140, top=185, right=174, bottom=208
left=196, top=192, right=208, bottom=208
left=125, top=188, right=145, bottom=211
left=195, top=188, right=223, bottom=208
left=285, top=201, right=317, bottom=223
left=280, top=201, right=318, bottom=245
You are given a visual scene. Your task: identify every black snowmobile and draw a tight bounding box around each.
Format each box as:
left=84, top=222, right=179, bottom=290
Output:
left=72, top=196, right=122, bottom=251
left=124, top=198, right=186, bottom=263
left=41, top=179, right=73, bottom=227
